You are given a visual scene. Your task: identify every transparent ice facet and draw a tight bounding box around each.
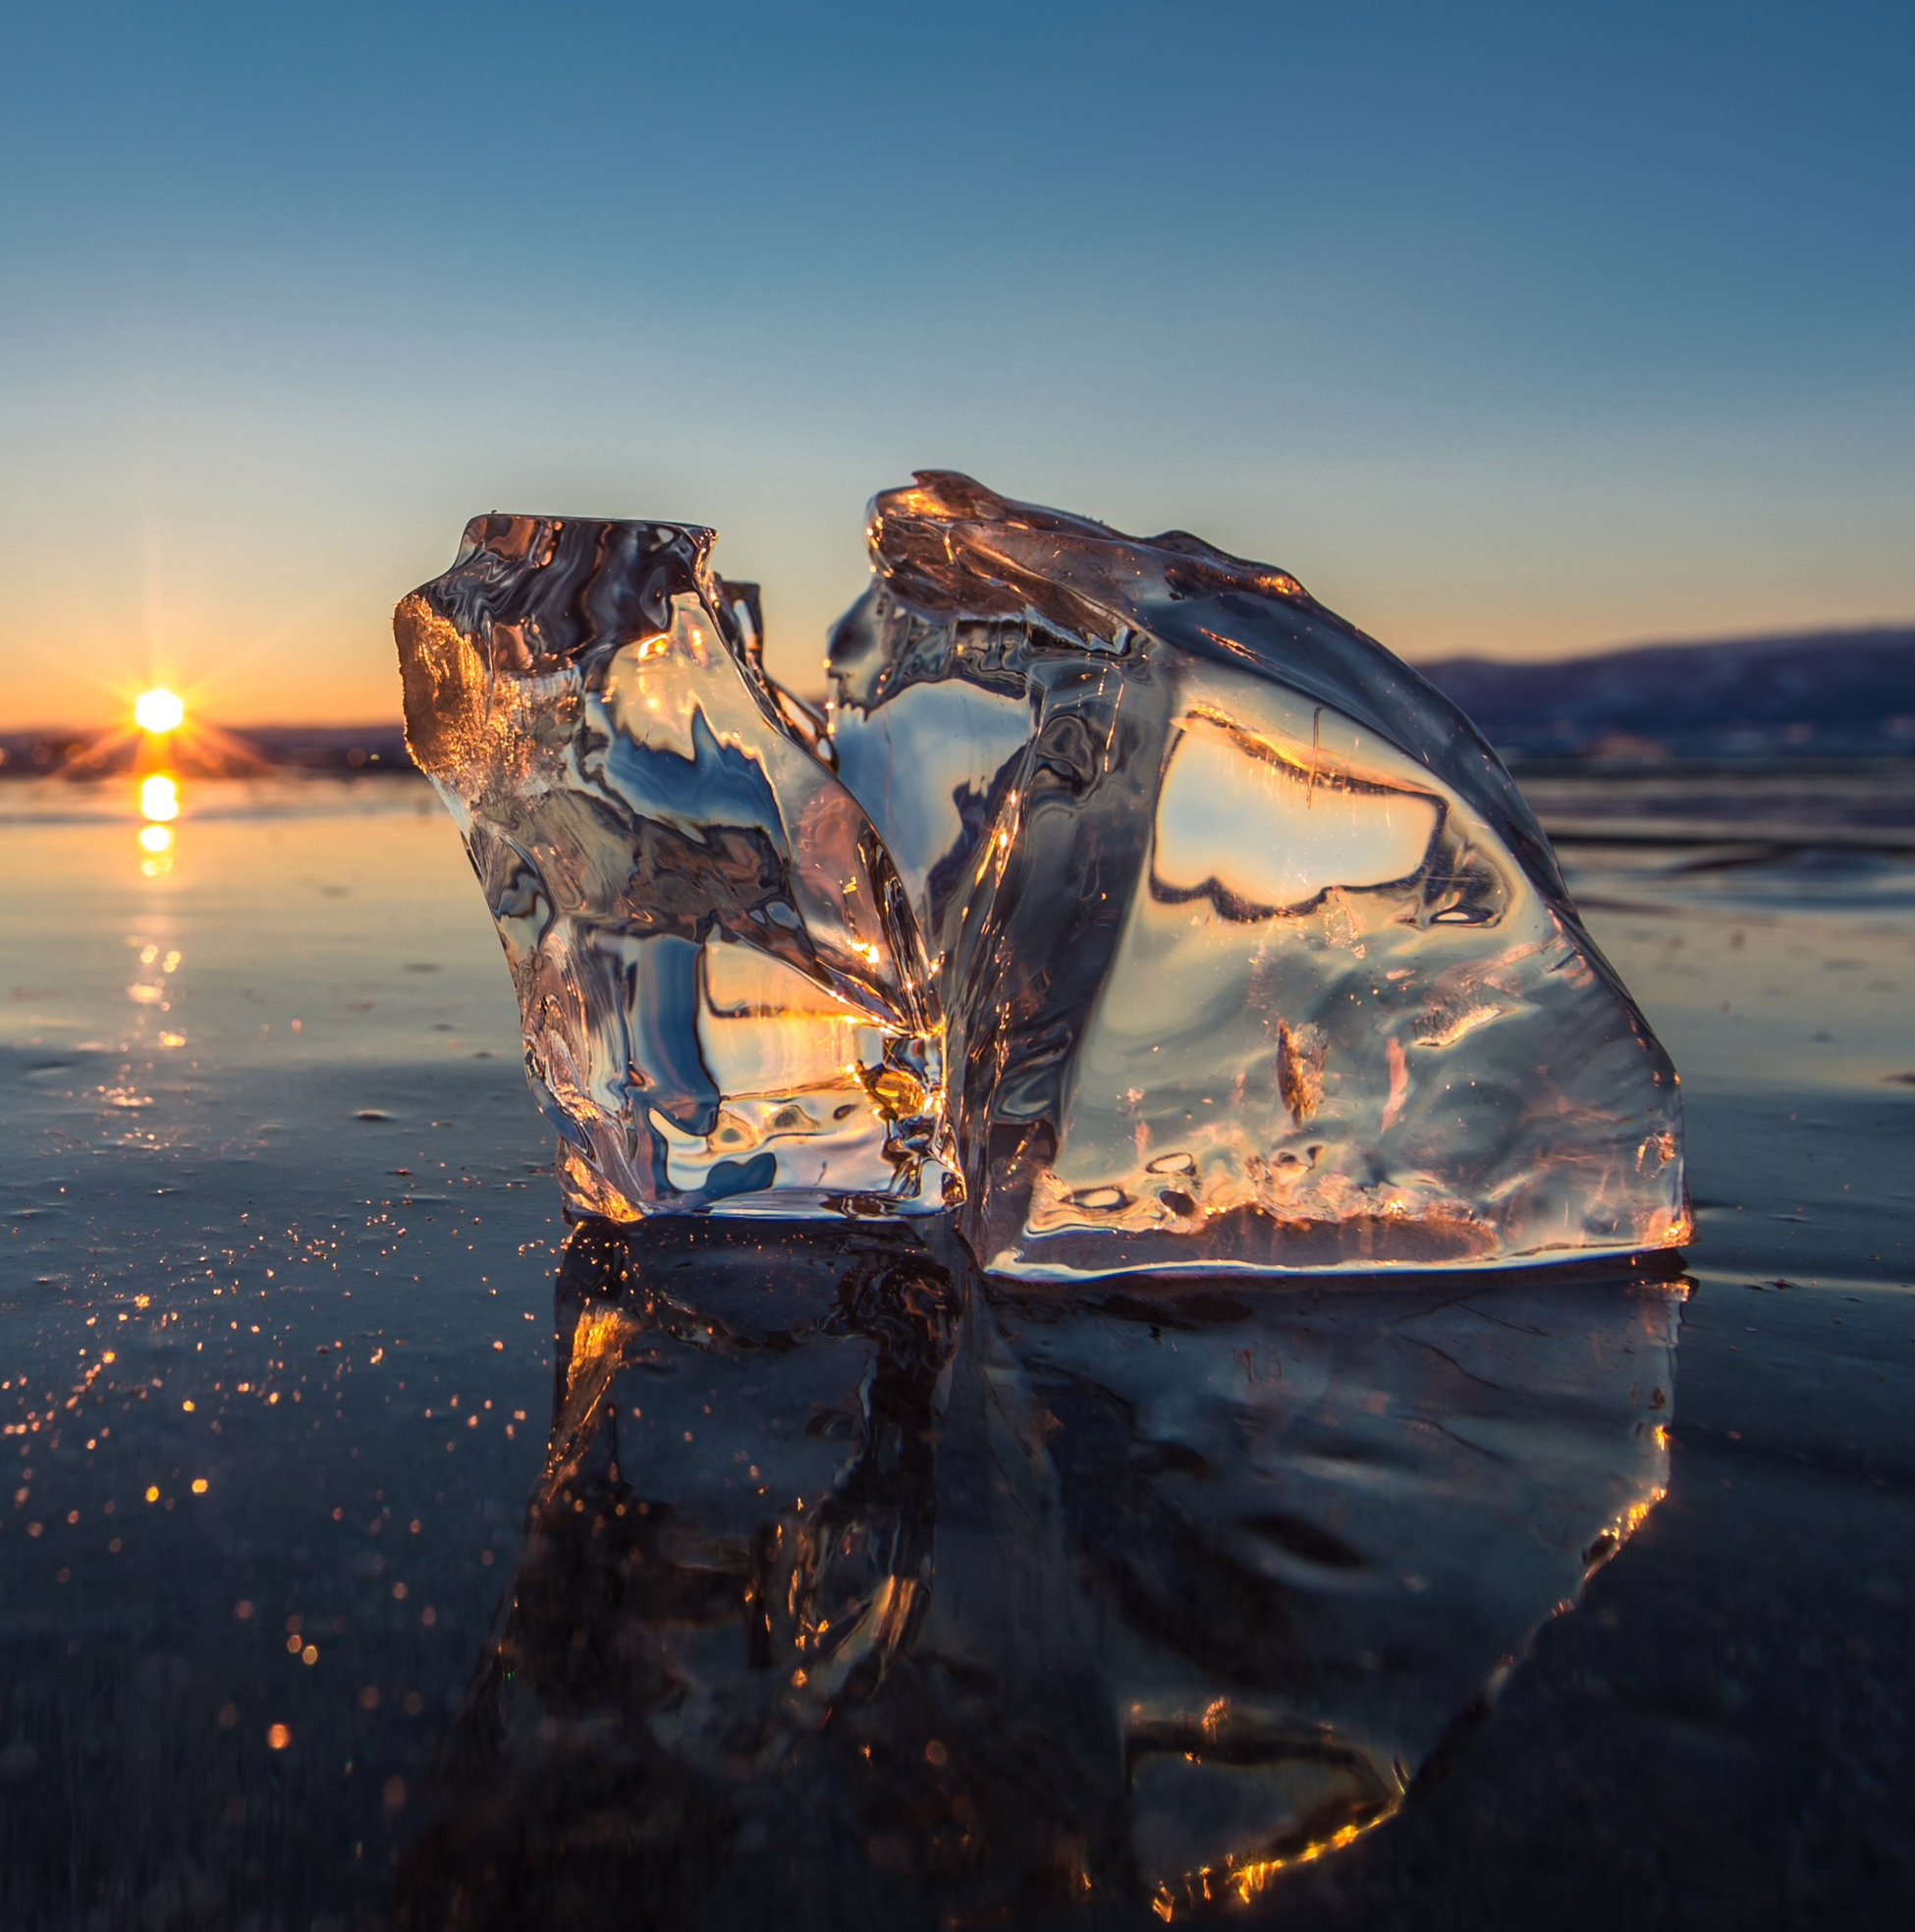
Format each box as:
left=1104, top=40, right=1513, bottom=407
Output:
left=395, top=515, right=958, bottom=1221
left=828, top=472, right=1690, bottom=1278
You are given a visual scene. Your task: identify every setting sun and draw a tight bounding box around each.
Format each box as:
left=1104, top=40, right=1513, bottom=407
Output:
left=136, top=688, right=187, bottom=735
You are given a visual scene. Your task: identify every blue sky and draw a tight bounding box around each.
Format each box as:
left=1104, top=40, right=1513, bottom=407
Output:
left=2, top=0, right=1909, bottom=724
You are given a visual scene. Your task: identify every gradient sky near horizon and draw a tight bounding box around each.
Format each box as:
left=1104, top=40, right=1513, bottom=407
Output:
left=3, top=0, right=1910, bottom=728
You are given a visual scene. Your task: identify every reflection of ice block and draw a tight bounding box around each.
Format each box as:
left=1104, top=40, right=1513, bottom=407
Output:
left=829, top=473, right=1689, bottom=1278
left=396, top=515, right=958, bottom=1221
left=395, top=1225, right=1681, bottom=1924
left=991, top=1262, right=1681, bottom=1909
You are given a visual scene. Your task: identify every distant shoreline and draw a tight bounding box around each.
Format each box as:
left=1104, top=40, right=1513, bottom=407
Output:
left=7, top=623, right=1911, bottom=773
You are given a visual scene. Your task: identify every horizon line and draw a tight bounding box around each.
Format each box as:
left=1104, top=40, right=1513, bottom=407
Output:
left=5, top=616, right=1911, bottom=739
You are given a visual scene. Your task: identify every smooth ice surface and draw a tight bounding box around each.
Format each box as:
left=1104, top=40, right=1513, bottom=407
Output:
left=397, top=481, right=1688, bottom=1276
left=396, top=516, right=958, bottom=1222
left=3, top=773, right=1912, bottom=1928
left=829, top=474, right=1690, bottom=1277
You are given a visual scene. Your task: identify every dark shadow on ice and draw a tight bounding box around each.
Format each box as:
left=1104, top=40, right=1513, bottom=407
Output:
left=393, top=1224, right=1685, bottom=1929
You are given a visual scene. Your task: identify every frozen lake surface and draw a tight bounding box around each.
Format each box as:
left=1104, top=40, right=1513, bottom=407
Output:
left=2, top=768, right=1912, bottom=1930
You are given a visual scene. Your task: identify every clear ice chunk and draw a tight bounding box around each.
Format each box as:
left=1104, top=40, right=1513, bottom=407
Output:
left=828, top=473, right=1690, bottom=1277
left=397, top=481, right=1688, bottom=1277
left=395, top=515, right=958, bottom=1221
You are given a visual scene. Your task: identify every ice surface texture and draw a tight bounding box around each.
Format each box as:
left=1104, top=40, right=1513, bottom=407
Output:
left=397, top=479, right=1688, bottom=1277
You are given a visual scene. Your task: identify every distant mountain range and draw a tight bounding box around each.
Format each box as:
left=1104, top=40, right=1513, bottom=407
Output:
left=5, top=627, right=1913, bottom=777
left=0, top=721, right=411, bottom=778
left=1416, top=625, right=1915, bottom=761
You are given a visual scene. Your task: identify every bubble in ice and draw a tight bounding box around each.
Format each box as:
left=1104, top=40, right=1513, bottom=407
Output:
left=396, top=477, right=1688, bottom=1278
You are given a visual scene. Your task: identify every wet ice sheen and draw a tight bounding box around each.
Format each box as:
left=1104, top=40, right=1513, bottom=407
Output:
left=396, top=478, right=1689, bottom=1278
